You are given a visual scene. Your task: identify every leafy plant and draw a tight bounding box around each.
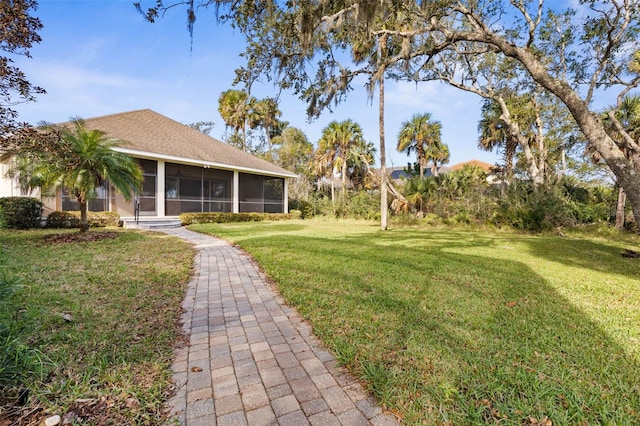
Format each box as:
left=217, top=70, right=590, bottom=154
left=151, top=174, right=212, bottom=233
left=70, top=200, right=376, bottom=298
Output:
left=46, top=211, right=120, bottom=228
left=0, top=197, right=43, bottom=229
left=180, top=212, right=292, bottom=224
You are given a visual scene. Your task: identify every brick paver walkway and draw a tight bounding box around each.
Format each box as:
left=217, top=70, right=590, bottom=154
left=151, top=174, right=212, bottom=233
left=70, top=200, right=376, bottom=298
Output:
left=161, top=227, right=400, bottom=426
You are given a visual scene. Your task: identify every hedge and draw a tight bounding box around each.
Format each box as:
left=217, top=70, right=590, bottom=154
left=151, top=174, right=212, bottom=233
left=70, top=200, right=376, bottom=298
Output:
left=0, top=197, right=43, bottom=229
left=180, top=212, right=293, bottom=225
left=46, top=211, right=120, bottom=229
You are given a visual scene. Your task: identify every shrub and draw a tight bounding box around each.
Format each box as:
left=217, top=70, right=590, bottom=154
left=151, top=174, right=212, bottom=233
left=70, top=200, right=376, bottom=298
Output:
left=0, top=197, right=43, bottom=229
left=46, top=211, right=120, bottom=228
left=391, top=213, right=421, bottom=227
left=491, top=188, right=579, bottom=232
left=180, top=212, right=293, bottom=225
left=289, top=199, right=314, bottom=218
left=289, top=209, right=302, bottom=219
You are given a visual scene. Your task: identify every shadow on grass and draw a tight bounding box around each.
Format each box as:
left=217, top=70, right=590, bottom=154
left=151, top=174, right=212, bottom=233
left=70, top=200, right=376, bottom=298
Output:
left=522, top=235, right=640, bottom=280
left=205, top=225, right=640, bottom=425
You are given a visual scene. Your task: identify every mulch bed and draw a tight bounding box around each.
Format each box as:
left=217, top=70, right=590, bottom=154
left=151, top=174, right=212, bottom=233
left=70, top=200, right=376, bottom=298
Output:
left=41, top=232, right=120, bottom=244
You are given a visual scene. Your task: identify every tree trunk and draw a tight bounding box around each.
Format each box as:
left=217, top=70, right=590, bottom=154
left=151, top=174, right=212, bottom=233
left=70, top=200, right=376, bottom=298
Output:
left=331, top=177, right=335, bottom=204
left=242, top=126, right=246, bottom=152
left=341, top=157, right=348, bottom=194
left=616, top=185, right=626, bottom=230
left=266, top=125, right=272, bottom=153
left=379, top=71, right=388, bottom=230
left=496, top=96, right=544, bottom=186
left=563, top=105, right=640, bottom=228
left=77, top=194, right=89, bottom=233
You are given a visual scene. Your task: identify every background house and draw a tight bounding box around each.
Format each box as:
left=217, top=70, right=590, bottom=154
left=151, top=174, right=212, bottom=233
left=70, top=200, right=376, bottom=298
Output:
left=388, top=160, right=497, bottom=182
left=1, top=109, right=296, bottom=218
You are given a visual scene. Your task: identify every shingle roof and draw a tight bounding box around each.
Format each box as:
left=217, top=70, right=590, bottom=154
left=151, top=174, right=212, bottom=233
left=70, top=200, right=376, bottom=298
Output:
left=74, top=109, right=295, bottom=178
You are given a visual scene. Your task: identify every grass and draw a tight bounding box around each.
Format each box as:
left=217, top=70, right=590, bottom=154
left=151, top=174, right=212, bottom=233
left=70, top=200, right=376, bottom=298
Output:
left=189, top=219, right=640, bottom=425
left=0, top=229, right=194, bottom=424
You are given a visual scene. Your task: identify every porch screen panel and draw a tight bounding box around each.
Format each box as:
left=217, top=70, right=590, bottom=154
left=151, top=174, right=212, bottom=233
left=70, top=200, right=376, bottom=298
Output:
left=203, top=168, right=233, bottom=212
left=165, top=163, right=233, bottom=215
left=138, top=159, right=157, bottom=215
left=239, top=173, right=284, bottom=213
left=264, top=177, right=284, bottom=213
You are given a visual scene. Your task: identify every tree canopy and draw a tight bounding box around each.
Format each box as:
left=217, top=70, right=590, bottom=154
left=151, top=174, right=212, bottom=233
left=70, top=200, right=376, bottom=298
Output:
left=0, top=0, right=45, bottom=144
left=138, top=0, right=640, bottom=227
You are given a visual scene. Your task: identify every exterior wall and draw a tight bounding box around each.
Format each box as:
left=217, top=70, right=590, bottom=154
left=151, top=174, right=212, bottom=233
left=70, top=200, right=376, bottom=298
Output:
left=0, top=161, right=20, bottom=198
left=0, top=158, right=58, bottom=215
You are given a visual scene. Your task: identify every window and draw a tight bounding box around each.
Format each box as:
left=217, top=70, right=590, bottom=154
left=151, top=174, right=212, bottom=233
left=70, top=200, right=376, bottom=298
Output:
left=61, top=181, right=112, bottom=212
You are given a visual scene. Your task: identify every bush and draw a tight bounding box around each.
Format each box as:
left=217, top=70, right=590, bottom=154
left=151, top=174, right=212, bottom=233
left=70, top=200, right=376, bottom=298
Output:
left=180, top=212, right=293, bottom=225
left=289, top=199, right=314, bottom=218
left=311, top=191, right=380, bottom=220
left=0, top=197, right=43, bottom=230
left=46, top=211, right=120, bottom=228
left=491, top=188, right=578, bottom=232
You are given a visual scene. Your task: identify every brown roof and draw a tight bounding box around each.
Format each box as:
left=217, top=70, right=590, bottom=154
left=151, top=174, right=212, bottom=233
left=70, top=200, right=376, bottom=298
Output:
left=449, top=159, right=496, bottom=172
left=74, top=109, right=295, bottom=177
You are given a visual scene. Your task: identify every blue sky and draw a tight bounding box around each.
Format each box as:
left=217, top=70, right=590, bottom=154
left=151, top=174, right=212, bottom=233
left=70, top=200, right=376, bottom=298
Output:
left=13, top=0, right=499, bottom=168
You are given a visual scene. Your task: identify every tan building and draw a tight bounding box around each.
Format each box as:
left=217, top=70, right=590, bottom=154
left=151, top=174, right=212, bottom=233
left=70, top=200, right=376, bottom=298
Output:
left=1, top=109, right=296, bottom=219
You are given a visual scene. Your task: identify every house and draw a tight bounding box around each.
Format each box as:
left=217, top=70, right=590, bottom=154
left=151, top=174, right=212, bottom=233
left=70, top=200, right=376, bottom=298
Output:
left=448, top=159, right=496, bottom=173
left=388, top=165, right=451, bottom=181
left=1, top=109, right=297, bottom=219
left=386, top=160, right=499, bottom=183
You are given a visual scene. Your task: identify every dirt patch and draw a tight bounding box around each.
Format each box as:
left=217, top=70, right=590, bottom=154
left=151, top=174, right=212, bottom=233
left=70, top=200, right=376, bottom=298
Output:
left=41, top=231, right=120, bottom=244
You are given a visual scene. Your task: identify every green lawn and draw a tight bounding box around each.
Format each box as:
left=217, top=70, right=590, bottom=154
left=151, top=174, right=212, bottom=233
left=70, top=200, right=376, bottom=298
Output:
left=190, top=219, right=640, bottom=425
left=0, top=229, right=194, bottom=424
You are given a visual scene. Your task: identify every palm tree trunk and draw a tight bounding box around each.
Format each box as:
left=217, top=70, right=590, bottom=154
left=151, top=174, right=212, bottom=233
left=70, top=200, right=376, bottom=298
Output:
left=379, top=69, right=388, bottom=231
left=266, top=127, right=272, bottom=153
left=77, top=194, right=89, bottom=233
left=331, top=178, right=335, bottom=204
left=341, top=158, right=348, bottom=194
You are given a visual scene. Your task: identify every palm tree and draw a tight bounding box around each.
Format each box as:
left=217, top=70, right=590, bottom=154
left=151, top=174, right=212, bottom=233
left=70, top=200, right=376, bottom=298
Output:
left=316, top=120, right=367, bottom=195
left=16, top=118, right=142, bottom=232
left=424, top=141, right=450, bottom=177
left=251, top=97, right=282, bottom=153
left=218, top=89, right=256, bottom=151
left=397, top=113, right=442, bottom=179
left=478, top=100, right=518, bottom=181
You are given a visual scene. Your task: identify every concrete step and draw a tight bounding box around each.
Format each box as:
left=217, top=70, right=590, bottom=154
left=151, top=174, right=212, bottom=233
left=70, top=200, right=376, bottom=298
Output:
left=122, top=218, right=182, bottom=229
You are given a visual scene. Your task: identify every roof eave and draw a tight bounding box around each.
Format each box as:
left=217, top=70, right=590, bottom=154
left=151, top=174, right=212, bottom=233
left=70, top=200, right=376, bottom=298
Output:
left=114, top=147, right=298, bottom=178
